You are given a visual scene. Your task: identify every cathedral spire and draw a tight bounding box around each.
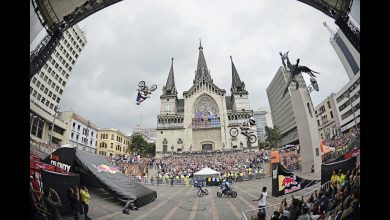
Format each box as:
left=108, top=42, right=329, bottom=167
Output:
left=230, top=56, right=246, bottom=93
left=195, top=41, right=212, bottom=82
left=163, top=57, right=177, bottom=95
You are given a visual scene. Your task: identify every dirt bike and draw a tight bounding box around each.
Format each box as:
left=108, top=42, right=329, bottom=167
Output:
left=138, top=81, right=157, bottom=93
left=197, top=186, right=209, bottom=197
left=229, top=127, right=257, bottom=143
left=216, top=187, right=237, bottom=198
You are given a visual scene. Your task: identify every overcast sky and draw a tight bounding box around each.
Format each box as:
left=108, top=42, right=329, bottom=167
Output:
left=34, top=0, right=350, bottom=134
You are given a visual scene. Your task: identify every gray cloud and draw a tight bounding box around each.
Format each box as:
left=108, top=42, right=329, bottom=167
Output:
left=59, top=0, right=349, bottom=134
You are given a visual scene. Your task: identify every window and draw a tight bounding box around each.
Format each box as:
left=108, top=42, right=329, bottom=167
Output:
left=69, top=67, right=72, bottom=71
left=59, top=67, right=63, bottom=73
left=59, top=89, right=63, bottom=95
left=62, top=70, right=66, bottom=75
left=55, top=86, right=59, bottom=91
left=50, top=103, right=54, bottom=109
left=52, top=94, right=56, bottom=101
left=76, top=134, right=79, bottom=140
left=51, top=82, right=55, bottom=88
left=75, top=54, right=78, bottom=58
left=78, top=125, right=80, bottom=130
left=327, top=101, right=331, bottom=109
left=45, top=100, right=49, bottom=106
left=41, top=97, right=45, bottom=104
left=30, top=116, right=44, bottom=139
left=37, top=94, right=41, bottom=100
left=48, top=79, right=52, bottom=85
left=111, top=134, right=114, bottom=140
left=317, top=120, right=320, bottom=126
left=59, top=78, right=62, bottom=84
left=56, top=97, right=60, bottom=103
left=72, top=60, right=75, bottom=65
left=62, top=81, right=66, bottom=86
left=44, top=75, right=48, bottom=82
left=55, top=74, right=59, bottom=80
left=36, top=81, right=41, bottom=87
left=55, top=63, right=59, bottom=69
left=44, top=88, right=48, bottom=94
left=111, top=143, right=113, bottom=148
left=71, top=133, right=74, bottom=139
left=32, top=77, right=37, bottom=84
left=30, top=87, right=33, bottom=94
left=65, top=63, right=69, bottom=68
left=40, top=84, right=44, bottom=91
left=33, top=90, right=37, bottom=97
left=73, top=122, right=75, bottom=128
left=48, top=91, right=52, bottom=97
left=39, top=72, right=44, bottom=78
left=330, top=111, right=333, bottom=119
left=65, top=74, right=69, bottom=79
left=48, top=67, right=52, bottom=73
left=44, top=64, right=48, bottom=69
left=62, top=60, right=65, bottom=65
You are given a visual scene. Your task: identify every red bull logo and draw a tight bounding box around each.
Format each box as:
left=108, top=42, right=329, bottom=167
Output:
left=282, top=176, right=297, bottom=187
left=93, top=164, right=120, bottom=174
left=278, top=175, right=298, bottom=191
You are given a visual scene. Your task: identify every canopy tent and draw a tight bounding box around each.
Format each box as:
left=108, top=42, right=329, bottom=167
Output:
left=193, top=167, right=220, bottom=177
left=322, top=145, right=335, bottom=155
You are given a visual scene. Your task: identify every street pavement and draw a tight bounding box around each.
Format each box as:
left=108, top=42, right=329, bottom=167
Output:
left=63, top=171, right=321, bottom=220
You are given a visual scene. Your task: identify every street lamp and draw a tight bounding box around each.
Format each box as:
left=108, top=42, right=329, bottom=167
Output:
left=345, top=88, right=358, bottom=130
left=48, top=106, right=59, bottom=146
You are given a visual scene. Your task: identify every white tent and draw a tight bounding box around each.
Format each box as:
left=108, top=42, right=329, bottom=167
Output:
left=193, top=167, right=220, bottom=177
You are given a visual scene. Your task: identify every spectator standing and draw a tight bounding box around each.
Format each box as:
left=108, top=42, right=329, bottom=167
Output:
left=80, top=186, right=91, bottom=220
left=67, top=186, right=80, bottom=220
left=43, top=188, right=62, bottom=220
left=253, top=186, right=267, bottom=218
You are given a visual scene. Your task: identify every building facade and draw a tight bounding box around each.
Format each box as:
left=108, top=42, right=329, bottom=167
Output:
left=253, top=110, right=268, bottom=142
left=333, top=72, right=360, bottom=133
left=132, top=127, right=156, bottom=143
left=155, top=44, right=257, bottom=157
left=96, top=128, right=131, bottom=157
left=330, top=28, right=360, bottom=80
left=266, top=66, right=308, bottom=147
left=329, top=24, right=360, bottom=134
left=314, top=94, right=341, bottom=140
left=57, top=111, right=98, bottom=153
left=30, top=25, right=87, bottom=145
left=254, top=106, right=274, bottom=142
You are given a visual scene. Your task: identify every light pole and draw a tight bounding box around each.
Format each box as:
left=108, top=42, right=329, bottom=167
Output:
left=346, top=89, right=358, bottom=131
left=85, top=120, right=91, bottom=152
left=48, top=106, right=59, bottom=146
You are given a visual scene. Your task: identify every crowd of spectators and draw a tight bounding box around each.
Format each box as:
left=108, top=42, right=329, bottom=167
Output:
left=150, top=150, right=270, bottom=180
left=323, top=128, right=360, bottom=148
left=252, top=165, right=360, bottom=220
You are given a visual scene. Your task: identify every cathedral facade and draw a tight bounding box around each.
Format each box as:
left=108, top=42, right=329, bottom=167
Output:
left=155, top=43, right=258, bottom=157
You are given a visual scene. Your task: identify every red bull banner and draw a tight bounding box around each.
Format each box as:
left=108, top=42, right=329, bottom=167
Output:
left=272, top=163, right=320, bottom=197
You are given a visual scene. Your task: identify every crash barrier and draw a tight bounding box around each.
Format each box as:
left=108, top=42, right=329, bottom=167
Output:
left=143, top=173, right=267, bottom=186
left=240, top=181, right=331, bottom=220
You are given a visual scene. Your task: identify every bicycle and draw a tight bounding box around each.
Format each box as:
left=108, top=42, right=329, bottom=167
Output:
left=229, top=127, right=257, bottom=143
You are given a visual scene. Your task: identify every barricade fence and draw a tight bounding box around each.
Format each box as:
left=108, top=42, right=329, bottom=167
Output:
left=241, top=181, right=331, bottom=220
left=141, top=172, right=267, bottom=186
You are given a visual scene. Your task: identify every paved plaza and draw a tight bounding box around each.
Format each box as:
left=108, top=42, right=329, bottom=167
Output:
left=64, top=172, right=320, bottom=220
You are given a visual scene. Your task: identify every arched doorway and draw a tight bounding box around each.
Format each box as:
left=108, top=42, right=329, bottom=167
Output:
left=201, top=142, right=213, bottom=151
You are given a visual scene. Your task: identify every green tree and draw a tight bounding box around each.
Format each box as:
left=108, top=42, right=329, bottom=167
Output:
left=265, top=126, right=282, bottom=149
left=128, top=134, right=156, bottom=157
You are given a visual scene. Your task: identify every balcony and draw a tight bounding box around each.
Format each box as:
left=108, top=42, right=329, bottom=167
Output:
left=189, top=117, right=221, bottom=129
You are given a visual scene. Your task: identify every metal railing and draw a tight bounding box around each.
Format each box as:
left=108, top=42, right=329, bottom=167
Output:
left=241, top=181, right=331, bottom=220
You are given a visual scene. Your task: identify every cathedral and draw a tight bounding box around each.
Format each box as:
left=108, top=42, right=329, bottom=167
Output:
left=155, top=43, right=258, bottom=157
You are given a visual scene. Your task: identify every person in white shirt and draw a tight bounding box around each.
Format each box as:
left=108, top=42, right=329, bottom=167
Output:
left=253, top=186, right=268, bottom=218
